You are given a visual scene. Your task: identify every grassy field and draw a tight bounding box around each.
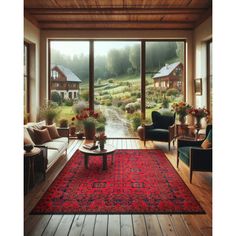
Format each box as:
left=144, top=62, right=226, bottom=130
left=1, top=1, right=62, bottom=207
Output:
left=55, top=73, right=182, bottom=128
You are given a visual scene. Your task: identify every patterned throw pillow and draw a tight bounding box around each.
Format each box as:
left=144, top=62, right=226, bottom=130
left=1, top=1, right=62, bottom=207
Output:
left=33, top=128, right=52, bottom=144
left=201, top=130, right=212, bottom=149
left=43, top=124, right=60, bottom=139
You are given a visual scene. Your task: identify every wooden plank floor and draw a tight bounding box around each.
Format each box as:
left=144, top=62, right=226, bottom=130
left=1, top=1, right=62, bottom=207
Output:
left=24, top=139, right=212, bottom=236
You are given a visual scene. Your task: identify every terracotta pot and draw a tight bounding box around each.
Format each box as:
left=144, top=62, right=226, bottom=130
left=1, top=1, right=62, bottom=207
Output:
left=137, top=126, right=144, bottom=140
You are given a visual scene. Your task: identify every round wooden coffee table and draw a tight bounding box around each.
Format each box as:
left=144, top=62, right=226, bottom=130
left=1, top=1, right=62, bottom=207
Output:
left=79, top=143, right=116, bottom=170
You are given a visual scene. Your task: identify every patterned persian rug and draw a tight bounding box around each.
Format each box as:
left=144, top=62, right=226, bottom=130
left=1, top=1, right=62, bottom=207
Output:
left=31, top=149, right=204, bottom=214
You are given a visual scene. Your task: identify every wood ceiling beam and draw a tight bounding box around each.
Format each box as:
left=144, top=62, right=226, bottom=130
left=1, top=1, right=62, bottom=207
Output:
left=39, top=22, right=194, bottom=30
left=26, top=7, right=207, bottom=15
left=38, top=20, right=195, bottom=24
left=194, top=7, right=212, bottom=28
left=24, top=11, right=40, bottom=28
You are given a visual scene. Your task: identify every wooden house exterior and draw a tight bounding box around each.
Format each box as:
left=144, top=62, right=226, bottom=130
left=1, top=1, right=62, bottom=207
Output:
left=51, top=65, right=82, bottom=99
left=152, top=62, right=183, bottom=91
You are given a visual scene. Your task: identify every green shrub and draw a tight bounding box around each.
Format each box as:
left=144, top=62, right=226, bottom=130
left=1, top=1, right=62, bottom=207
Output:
left=166, top=88, right=179, bottom=96
left=59, top=118, right=68, bottom=128
left=64, top=99, right=74, bottom=106
left=51, top=91, right=62, bottom=105
left=132, top=113, right=141, bottom=131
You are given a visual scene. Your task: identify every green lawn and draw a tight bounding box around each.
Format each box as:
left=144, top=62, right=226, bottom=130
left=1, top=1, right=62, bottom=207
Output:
left=55, top=105, right=74, bottom=125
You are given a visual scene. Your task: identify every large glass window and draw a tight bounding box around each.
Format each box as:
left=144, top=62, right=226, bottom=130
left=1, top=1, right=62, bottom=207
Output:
left=49, top=40, right=185, bottom=137
left=94, top=41, right=141, bottom=137
left=49, top=41, right=89, bottom=123
left=145, top=41, right=185, bottom=121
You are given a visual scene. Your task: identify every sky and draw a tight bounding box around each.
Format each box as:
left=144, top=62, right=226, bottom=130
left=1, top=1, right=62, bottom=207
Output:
left=51, top=41, right=140, bottom=57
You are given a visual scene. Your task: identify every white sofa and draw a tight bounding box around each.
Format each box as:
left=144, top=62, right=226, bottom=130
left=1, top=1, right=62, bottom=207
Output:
left=24, top=121, right=69, bottom=170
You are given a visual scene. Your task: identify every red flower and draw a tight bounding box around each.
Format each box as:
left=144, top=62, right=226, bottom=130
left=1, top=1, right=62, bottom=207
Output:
left=93, top=112, right=99, bottom=119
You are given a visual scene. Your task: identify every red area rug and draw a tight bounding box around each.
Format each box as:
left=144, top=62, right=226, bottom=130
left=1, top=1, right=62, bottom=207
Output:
left=31, top=149, right=204, bottom=214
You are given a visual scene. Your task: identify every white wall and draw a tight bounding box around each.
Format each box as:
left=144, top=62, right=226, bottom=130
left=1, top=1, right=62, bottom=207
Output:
left=24, top=18, right=40, bottom=121
left=40, top=29, right=194, bottom=106
left=193, top=17, right=212, bottom=108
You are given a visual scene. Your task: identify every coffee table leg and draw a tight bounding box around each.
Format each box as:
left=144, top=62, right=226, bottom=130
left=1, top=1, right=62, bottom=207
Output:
left=103, top=154, right=107, bottom=170
left=84, top=154, right=89, bottom=169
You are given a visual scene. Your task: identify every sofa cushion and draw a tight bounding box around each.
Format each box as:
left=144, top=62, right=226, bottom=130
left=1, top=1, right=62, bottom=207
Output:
left=52, top=137, right=69, bottom=143
left=47, top=149, right=59, bottom=166
left=43, top=124, right=60, bottom=139
left=33, top=128, right=52, bottom=144
left=26, top=121, right=47, bottom=143
left=43, top=141, right=65, bottom=152
left=146, top=128, right=169, bottom=140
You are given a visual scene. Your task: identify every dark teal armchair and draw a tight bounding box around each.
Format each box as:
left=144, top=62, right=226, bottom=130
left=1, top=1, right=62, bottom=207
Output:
left=144, top=111, right=176, bottom=150
left=177, top=125, right=212, bottom=183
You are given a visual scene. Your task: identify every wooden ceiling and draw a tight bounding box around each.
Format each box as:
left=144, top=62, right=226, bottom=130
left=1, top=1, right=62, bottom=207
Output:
left=24, top=0, right=212, bottom=30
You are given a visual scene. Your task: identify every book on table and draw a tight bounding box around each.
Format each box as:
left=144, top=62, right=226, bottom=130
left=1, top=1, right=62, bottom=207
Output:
left=83, top=143, right=98, bottom=150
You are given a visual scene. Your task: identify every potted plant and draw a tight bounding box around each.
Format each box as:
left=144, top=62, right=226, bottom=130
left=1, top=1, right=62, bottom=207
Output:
left=40, top=100, right=60, bottom=125
left=72, top=107, right=99, bottom=140
left=59, top=118, right=68, bottom=128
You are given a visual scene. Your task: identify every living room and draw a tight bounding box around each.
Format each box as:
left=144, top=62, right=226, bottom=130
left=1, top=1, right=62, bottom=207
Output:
left=1, top=1, right=234, bottom=235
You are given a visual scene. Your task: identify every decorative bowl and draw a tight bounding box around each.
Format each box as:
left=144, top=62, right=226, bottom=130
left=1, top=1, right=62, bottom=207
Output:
left=24, top=144, right=33, bottom=152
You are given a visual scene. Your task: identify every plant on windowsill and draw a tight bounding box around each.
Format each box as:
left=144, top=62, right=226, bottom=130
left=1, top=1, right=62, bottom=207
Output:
left=39, top=100, right=61, bottom=125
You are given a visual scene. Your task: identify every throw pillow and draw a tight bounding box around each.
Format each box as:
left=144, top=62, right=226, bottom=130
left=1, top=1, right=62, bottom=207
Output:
left=24, top=127, right=35, bottom=145
left=43, top=124, right=60, bottom=139
left=201, top=129, right=212, bottom=149
left=33, top=128, right=52, bottom=144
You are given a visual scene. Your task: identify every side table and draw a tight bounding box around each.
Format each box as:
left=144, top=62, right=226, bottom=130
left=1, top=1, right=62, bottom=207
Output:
left=175, top=124, right=195, bottom=139
left=79, top=142, right=116, bottom=170
left=24, top=147, right=44, bottom=194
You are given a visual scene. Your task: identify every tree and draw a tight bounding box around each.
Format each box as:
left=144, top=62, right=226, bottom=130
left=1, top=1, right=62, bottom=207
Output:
left=176, top=42, right=184, bottom=63
left=129, top=44, right=140, bottom=73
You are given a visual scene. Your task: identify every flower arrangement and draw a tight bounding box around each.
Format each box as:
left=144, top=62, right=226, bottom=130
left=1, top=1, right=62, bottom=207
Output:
left=188, top=107, right=210, bottom=119
left=71, top=108, right=99, bottom=128
left=172, top=101, right=192, bottom=117
left=95, top=131, right=107, bottom=150
left=189, top=107, right=210, bottom=129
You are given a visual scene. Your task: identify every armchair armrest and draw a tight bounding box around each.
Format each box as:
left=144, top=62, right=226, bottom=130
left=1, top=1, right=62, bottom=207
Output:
left=177, top=139, right=202, bottom=148
left=190, top=147, right=212, bottom=171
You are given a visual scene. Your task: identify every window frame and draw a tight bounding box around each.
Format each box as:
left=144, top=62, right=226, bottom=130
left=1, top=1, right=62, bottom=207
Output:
left=24, top=42, right=30, bottom=113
